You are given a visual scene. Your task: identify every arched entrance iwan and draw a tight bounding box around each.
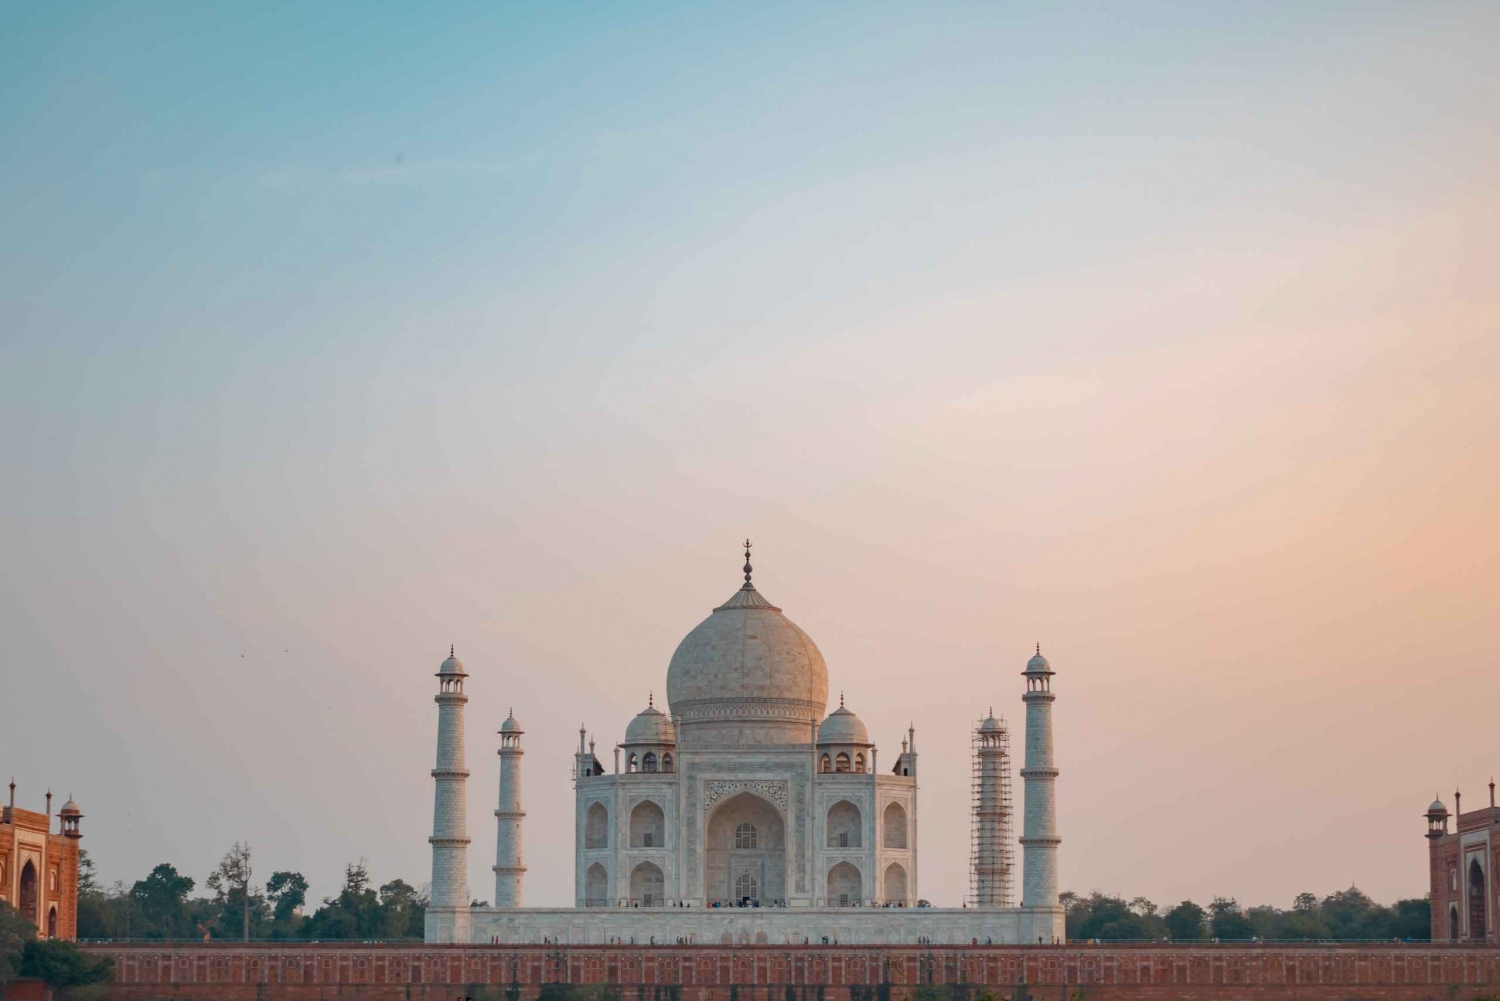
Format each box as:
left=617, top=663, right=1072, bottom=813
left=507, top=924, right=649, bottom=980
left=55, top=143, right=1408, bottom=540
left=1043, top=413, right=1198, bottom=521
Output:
left=705, top=791, right=786, bottom=905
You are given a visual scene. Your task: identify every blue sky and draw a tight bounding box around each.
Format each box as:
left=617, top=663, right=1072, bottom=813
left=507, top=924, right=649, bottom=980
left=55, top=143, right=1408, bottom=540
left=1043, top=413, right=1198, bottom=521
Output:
left=2, top=3, right=1497, bottom=909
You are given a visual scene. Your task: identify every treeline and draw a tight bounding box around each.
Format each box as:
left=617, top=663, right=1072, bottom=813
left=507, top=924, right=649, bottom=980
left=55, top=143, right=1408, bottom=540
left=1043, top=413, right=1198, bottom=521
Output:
left=2, top=900, right=113, bottom=991
left=77, top=844, right=435, bottom=941
left=1062, top=888, right=1431, bottom=941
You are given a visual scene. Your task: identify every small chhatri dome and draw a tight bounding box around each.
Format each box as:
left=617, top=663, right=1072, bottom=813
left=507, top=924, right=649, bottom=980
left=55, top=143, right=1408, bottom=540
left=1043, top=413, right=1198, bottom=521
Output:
left=500, top=708, right=521, bottom=733
left=979, top=710, right=1002, bottom=733
left=1428, top=796, right=1448, bottom=814
left=624, top=699, right=677, bottom=745
left=59, top=795, right=81, bottom=817
left=438, top=644, right=466, bottom=676
left=1025, top=643, right=1052, bottom=674
left=818, top=703, right=870, bottom=745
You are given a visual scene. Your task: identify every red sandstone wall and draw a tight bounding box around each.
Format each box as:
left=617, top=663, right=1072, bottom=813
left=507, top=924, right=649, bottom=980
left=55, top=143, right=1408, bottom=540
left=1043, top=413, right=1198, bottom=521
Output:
left=81, top=942, right=1500, bottom=1001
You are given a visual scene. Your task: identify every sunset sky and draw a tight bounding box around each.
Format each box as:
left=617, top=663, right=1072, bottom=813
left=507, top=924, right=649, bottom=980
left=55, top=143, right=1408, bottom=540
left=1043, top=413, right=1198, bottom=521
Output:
left=2, top=2, right=1497, bottom=910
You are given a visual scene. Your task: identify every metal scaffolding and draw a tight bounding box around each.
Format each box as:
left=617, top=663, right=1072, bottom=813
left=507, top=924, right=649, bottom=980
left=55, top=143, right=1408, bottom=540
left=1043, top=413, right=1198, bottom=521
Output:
left=968, top=714, right=1014, bottom=907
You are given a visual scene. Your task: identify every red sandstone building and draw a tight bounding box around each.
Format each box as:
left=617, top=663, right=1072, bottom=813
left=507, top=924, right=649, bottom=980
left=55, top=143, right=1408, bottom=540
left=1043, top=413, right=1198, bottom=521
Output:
left=1428, top=782, right=1498, bottom=942
left=0, top=781, right=83, bottom=940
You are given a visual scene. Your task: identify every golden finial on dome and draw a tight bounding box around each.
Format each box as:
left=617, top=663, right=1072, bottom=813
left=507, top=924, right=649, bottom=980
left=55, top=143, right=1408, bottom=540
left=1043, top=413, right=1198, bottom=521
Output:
left=742, top=538, right=754, bottom=588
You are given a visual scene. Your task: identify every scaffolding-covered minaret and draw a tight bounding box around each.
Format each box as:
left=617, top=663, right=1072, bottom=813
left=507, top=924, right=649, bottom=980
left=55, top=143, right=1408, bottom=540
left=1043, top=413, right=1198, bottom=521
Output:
left=429, top=647, right=471, bottom=910
left=493, top=709, right=526, bottom=907
left=970, top=710, right=1014, bottom=907
left=1020, top=645, right=1060, bottom=909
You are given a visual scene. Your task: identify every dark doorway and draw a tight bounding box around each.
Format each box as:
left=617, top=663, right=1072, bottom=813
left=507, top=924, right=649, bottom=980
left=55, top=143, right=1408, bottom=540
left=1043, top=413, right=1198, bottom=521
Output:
left=1469, top=858, right=1487, bottom=939
left=47, top=907, right=57, bottom=938
left=18, top=861, right=37, bottom=922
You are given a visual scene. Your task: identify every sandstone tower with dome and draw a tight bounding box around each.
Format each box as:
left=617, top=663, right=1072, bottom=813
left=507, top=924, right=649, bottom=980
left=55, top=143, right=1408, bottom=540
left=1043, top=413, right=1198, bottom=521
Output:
left=425, top=544, right=1064, bottom=946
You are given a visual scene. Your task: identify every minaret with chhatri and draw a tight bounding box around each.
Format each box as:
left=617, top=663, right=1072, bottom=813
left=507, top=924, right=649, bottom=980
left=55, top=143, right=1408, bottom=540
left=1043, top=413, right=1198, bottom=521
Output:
left=493, top=709, right=526, bottom=906
left=427, top=646, right=472, bottom=942
left=1020, top=644, right=1061, bottom=919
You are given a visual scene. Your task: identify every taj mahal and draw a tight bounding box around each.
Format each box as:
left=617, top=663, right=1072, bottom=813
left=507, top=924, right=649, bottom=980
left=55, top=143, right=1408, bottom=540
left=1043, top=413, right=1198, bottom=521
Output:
left=424, top=544, right=1064, bottom=946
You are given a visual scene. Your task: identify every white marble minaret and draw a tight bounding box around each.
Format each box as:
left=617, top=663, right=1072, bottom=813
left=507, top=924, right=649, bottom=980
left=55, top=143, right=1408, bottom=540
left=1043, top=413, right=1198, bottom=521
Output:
left=492, top=709, right=526, bottom=907
left=429, top=647, right=471, bottom=914
left=1019, top=645, right=1060, bottom=910
left=973, top=711, right=1011, bottom=906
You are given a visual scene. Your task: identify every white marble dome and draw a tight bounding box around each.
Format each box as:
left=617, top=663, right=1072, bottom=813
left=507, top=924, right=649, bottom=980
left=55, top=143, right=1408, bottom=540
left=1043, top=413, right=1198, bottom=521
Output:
left=666, top=580, right=828, bottom=741
left=624, top=701, right=676, bottom=745
left=818, top=703, right=869, bottom=745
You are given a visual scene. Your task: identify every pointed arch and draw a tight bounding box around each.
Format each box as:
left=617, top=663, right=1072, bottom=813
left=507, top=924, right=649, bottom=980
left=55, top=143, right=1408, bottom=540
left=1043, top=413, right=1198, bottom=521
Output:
left=883, top=801, right=908, bottom=848
left=629, top=861, right=664, bottom=907
left=18, top=861, right=37, bottom=922
left=883, top=862, right=908, bottom=904
left=584, top=801, right=609, bottom=849
left=584, top=863, right=608, bottom=907
left=1469, top=857, right=1487, bottom=939
left=630, top=800, right=665, bottom=848
left=827, top=861, right=861, bottom=907
left=826, top=799, right=862, bottom=848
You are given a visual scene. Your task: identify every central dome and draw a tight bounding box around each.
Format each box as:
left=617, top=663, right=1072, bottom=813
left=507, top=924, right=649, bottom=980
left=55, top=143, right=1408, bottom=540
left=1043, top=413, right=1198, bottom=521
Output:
left=666, top=572, right=829, bottom=744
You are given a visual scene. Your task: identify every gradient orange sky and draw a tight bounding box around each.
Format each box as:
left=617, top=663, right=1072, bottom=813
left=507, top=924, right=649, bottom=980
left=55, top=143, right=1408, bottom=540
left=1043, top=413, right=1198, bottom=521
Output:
left=2, top=3, right=1497, bottom=909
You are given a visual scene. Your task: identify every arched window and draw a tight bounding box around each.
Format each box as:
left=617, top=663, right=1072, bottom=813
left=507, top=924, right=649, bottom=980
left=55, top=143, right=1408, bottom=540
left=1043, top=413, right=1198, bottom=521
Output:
left=631, top=800, right=665, bottom=848
left=584, top=864, right=608, bottom=907
left=883, top=863, right=908, bottom=904
left=643, top=752, right=658, bottom=773
left=1451, top=905, right=1461, bottom=942
left=854, top=753, right=865, bottom=773
left=883, top=802, right=908, bottom=848
left=827, top=861, right=861, bottom=908
left=735, top=873, right=758, bottom=902
left=630, top=861, right=665, bottom=908
left=835, top=753, right=850, bottom=773
left=735, top=822, right=757, bottom=849
left=585, top=802, right=609, bottom=849
left=820, top=755, right=832, bottom=773
left=47, top=907, right=57, bottom=939
left=826, top=800, right=862, bottom=848
left=627, top=753, right=638, bottom=773
left=662, top=753, right=673, bottom=773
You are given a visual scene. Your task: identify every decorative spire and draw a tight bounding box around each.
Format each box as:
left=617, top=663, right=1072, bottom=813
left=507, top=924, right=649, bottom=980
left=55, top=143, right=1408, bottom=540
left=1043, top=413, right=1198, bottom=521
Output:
left=508, top=707, right=514, bottom=718
left=839, top=691, right=844, bottom=708
left=742, top=538, right=754, bottom=589
left=649, top=692, right=654, bottom=709
left=1036, top=642, right=1041, bottom=655
left=450, top=644, right=455, bottom=657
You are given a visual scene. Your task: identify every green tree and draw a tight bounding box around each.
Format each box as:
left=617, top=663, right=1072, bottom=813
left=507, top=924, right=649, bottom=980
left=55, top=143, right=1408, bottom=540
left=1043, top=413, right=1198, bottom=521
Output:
left=1209, top=897, right=1255, bottom=940
left=74, top=852, right=114, bottom=940
left=129, top=864, right=195, bottom=939
left=207, top=842, right=265, bottom=942
left=300, top=861, right=383, bottom=940
left=1164, top=900, right=1207, bottom=940
left=379, top=879, right=425, bottom=939
left=1321, top=886, right=1384, bottom=939
left=1390, top=897, right=1431, bottom=940
left=266, top=871, right=309, bottom=930
left=0, top=900, right=38, bottom=986
left=18, top=939, right=114, bottom=987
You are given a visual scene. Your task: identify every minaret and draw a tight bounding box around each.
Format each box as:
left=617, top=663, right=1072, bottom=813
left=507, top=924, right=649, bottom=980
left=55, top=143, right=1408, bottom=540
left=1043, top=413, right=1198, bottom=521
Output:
left=429, top=646, right=471, bottom=910
left=973, top=711, right=1012, bottom=906
left=1020, top=645, right=1060, bottom=909
left=493, top=709, right=526, bottom=907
